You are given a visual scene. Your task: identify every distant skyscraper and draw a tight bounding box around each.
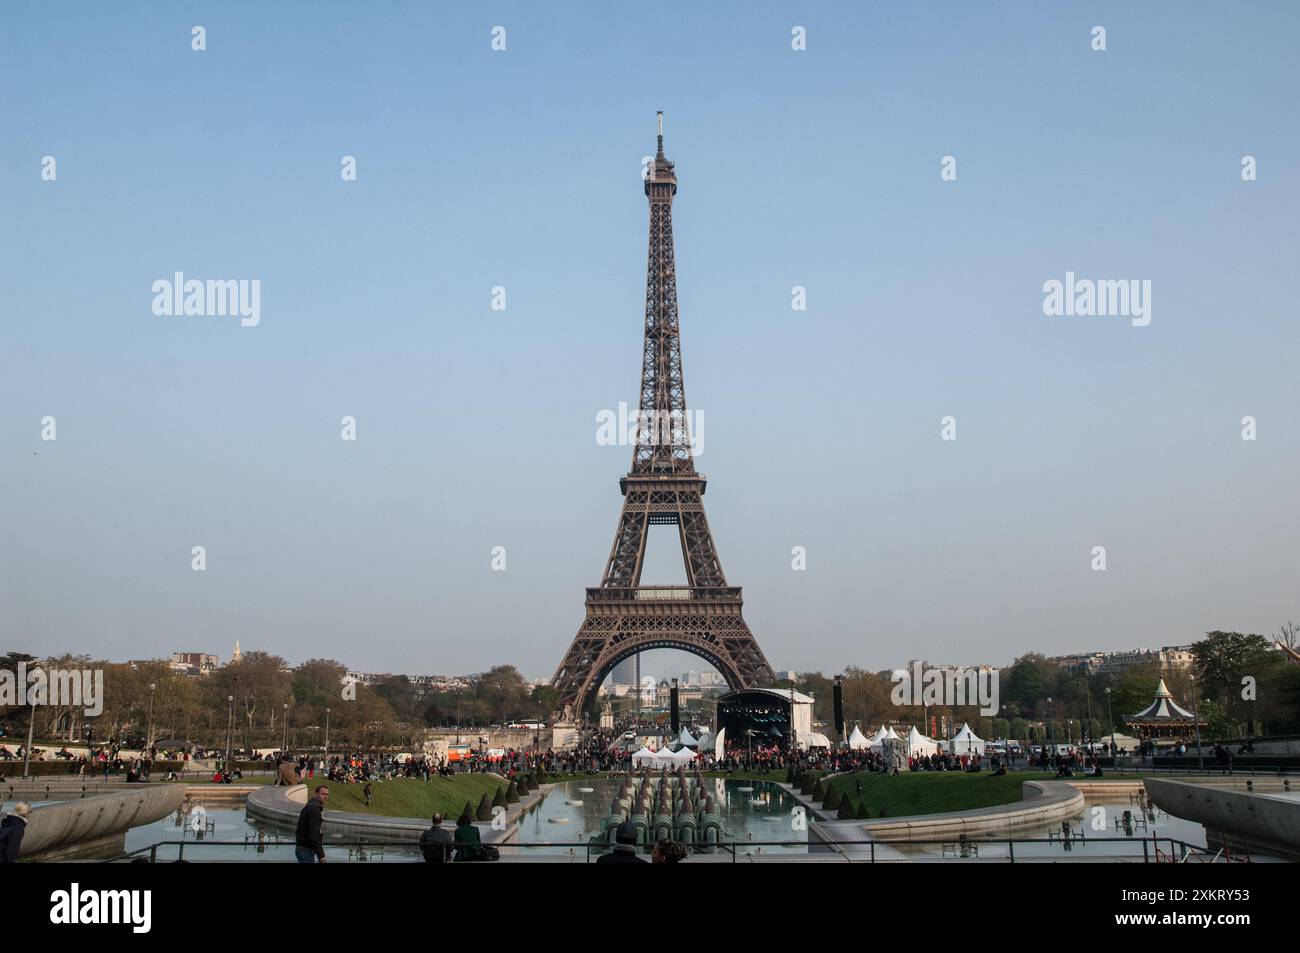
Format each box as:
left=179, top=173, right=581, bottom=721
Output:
left=611, top=657, right=637, bottom=686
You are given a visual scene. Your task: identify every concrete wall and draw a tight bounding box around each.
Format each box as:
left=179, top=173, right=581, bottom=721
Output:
left=17, top=784, right=187, bottom=860
left=1143, top=777, right=1300, bottom=860
left=857, top=780, right=1085, bottom=842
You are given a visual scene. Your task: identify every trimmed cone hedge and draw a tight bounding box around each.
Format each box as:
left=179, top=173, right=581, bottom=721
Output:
left=461, top=800, right=475, bottom=822
left=475, top=792, right=492, bottom=821
left=822, top=787, right=841, bottom=812
left=811, top=779, right=825, bottom=801
left=838, top=799, right=857, bottom=820
left=856, top=801, right=871, bottom=819
left=506, top=781, right=520, bottom=803
left=492, top=785, right=507, bottom=809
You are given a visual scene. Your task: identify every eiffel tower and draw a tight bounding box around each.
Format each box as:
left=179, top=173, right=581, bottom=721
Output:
left=551, top=114, right=775, bottom=716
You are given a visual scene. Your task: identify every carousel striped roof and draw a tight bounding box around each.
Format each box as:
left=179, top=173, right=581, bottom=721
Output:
left=1126, top=678, right=1196, bottom=722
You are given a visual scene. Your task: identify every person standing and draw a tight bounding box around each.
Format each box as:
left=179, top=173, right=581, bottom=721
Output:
left=295, top=785, right=329, bottom=863
left=0, top=803, right=31, bottom=863
left=419, top=813, right=454, bottom=863
left=276, top=756, right=301, bottom=787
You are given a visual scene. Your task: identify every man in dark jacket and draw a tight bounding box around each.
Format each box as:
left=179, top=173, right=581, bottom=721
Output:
left=295, top=785, right=329, bottom=863
left=0, top=802, right=30, bottom=863
left=595, top=821, right=646, bottom=864
left=419, top=813, right=454, bottom=863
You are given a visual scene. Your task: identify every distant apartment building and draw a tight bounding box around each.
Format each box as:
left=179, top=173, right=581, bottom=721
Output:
left=680, top=670, right=726, bottom=688
left=169, top=652, right=218, bottom=676
left=346, top=672, right=471, bottom=696
left=1050, top=646, right=1195, bottom=675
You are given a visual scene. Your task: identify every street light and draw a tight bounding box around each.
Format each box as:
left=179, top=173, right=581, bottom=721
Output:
left=325, top=706, right=331, bottom=766
left=23, top=695, right=37, bottom=780
left=225, top=694, right=235, bottom=769
left=282, top=702, right=289, bottom=753
left=1105, top=687, right=1117, bottom=765
left=146, top=683, right=157, bottom=754
left=1188, top=674, right=1205, bottom=772
left=1046, top=696, right=1054, bottom=767
left=1001, top=704, right=1012, bottom=767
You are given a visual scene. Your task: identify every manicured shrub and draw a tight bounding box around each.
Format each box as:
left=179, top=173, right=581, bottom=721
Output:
left=856, top=801, right=871, bottom=820
left=506, top=780, right=520, bottom=803
left=476, top=791, right=492, bottom=821
left=838, top=799, right=857, bottom=820
left=461, top=800, right=475, bottom=821
left=492, top=785, right=507, bottom=809
left=822, top=787, right=841, bottom=812
left=812, top=779, right=825, bottom=801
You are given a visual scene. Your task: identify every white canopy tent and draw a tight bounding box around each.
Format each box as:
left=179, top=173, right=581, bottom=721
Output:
left=631, top=745, right=659, bottom=767
left=905, top=726, right=939, bottom=756
left=797, top=730, right=832, bottom=749
left=678, top=727, right=699, bottom=748
left=665, top=746, right=697, bottom=765
left=949, top=723, right=986, bottom=756
left=847, top=724, right=870, bottom=750
left=869, top=725, right=901, bottom=753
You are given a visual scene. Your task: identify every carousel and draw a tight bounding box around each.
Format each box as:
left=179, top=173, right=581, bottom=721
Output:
left=1125, top=677, right=1206, bottom=740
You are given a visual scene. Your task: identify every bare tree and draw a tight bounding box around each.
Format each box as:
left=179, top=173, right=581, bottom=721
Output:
left=1277, top=620, right=1300, bottom=663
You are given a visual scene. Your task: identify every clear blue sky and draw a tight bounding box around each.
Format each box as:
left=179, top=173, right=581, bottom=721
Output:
left=3, top=2, right=1298, bottom=681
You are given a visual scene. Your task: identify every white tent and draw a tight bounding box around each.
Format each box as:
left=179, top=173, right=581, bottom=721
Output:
left=797, top=730, right=832, bottom=749
left=905, top=726, right=939, bottom=756
left=695, top=729, right=713, bottom=752
left=869, top=724, right=900, bottom=753
left=678, top=727, right=699, bottom=748
left=950, top=723, right=986, bottom=755
left=666, top=746, right=697, bottom=765
left=847, top=724, right=870, bottom=750
left=631, top=745, right=659, bottom=767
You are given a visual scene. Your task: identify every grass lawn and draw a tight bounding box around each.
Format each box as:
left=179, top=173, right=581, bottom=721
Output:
left=304, top=774, right=509, bottom=819
left=823, top=771, right=1060, bottom=818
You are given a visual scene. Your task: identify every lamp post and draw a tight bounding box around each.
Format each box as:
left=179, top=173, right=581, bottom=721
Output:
left=146, top=683, right=157, bottom=754
left=1083, top=669, right=1094, bottom=749
left=1104, top=687, right=1117, bottom=763
left=1189, top=674, right=1205, bottom=772
left=224, top=694, right=234, bottom=769
left=1001, top=704, right=1012, bottom=768
left=1046, top=697, right=1054, bottom=768
left=23, top=696, right=37, bottom=780
left=282, top=702, right=289, bottom=753
left=325, top=706, right=331, bottom=766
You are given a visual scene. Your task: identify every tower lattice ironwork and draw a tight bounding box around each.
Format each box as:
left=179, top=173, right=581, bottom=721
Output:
left=550, top=115, right=775, bottom=716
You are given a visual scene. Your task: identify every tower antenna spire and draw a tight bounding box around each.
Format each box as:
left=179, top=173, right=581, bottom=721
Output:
left=656, top=110, right=664, bottom=155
